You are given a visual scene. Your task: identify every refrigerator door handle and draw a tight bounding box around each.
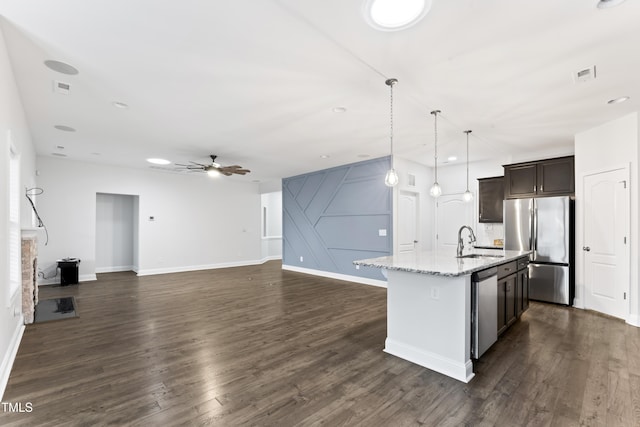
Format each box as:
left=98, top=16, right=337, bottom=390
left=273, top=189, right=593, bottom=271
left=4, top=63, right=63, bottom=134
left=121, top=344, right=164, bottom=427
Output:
left=532, top=207, right=538, bottom=254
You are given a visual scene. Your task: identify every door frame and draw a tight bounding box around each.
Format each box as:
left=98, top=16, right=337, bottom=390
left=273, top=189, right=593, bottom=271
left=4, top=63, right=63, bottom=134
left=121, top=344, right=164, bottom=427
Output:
left=397, top=190, right=420, bottom=254
left=578, top=164, right=630, bottom=320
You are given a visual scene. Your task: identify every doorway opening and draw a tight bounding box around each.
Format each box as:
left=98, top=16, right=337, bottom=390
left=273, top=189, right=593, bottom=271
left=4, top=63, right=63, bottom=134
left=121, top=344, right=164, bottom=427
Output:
left=95, top=193, right=139, bottom=273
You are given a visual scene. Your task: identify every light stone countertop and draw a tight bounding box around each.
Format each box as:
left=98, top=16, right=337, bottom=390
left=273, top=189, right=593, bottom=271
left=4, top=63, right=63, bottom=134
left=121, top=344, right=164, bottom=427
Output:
left=354, top=249, right=532, bottom=277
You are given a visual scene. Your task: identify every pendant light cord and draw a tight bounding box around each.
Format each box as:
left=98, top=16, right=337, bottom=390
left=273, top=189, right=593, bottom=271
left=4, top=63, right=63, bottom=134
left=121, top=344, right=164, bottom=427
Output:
left=386, top=78, right=397, bottom=159
left=465, top=130, right=471, bottom=191
left=431, top=110, right=441, bottom=182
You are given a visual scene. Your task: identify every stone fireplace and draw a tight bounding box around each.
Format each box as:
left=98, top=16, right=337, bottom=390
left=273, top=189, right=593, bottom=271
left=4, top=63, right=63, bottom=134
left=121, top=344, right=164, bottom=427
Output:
left=21, top=234, right=39, bottom=324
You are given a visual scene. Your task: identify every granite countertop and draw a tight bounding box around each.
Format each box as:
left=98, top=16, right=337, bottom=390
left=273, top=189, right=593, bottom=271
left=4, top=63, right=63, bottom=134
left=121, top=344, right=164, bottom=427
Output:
left=353, top=249, right=532, bottom=277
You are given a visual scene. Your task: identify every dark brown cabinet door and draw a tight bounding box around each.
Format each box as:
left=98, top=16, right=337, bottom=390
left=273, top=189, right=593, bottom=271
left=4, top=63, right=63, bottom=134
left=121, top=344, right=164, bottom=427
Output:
left=505, top=163, right=537, bottom=198
left=505, top=275, right=517, bottom=327
left=497, top=279, right=506, bottom=335
left=479, top=176, right=504, bottom=223
left=504, top=156, right=574, bottom=199
left=537, top=156, right=575, bottom=196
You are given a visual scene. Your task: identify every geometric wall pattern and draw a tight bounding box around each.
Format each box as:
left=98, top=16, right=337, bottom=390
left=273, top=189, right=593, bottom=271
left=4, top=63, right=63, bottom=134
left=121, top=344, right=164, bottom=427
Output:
left=282, top=157, right=392, bottom=281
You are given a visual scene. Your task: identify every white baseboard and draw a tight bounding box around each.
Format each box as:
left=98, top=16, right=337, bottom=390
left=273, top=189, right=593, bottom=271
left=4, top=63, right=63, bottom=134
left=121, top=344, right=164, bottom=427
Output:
left=0, top=321, right=25, bottom=401
left=38, top=273, right=97, bottom=286
left=384, top=338, right=475, bottom=383
left=95, top=265, right=134, bottom=273
left=136, top=258, right=277, bottom=277
left=281, top=264, right=387, bottom=288
left=627, top=314, right=640, bottom=328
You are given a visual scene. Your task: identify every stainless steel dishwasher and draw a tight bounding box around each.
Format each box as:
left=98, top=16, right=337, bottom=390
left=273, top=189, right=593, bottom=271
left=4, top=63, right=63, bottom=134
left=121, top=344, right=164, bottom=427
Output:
left=471, top=267, right=498, bottom=359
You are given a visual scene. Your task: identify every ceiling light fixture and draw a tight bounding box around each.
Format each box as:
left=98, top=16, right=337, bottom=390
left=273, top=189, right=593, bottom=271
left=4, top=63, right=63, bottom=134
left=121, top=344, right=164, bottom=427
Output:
left=146, top=158, right=171, bottom=165
left=384, top=78, right=399, bottom=187
left=44, top=60, right=79, bottom=75
left=429, top=110, right=442, bottom=198
left=365, top=0, right=431, bottom=31
left=320, top=154, right=330, bottom=159
left=207, top=168, right=221, bottom=177
left=112, top=101, right=129, bottom=109
left=463, top=130, right=473, bottom=202
left=607, top=96, right=630, bottom=104
left=447, top=156, right=457, bottom=162
left=597, top=0, right=627, bottom=9
left=332, top=107, right=347, bottom=113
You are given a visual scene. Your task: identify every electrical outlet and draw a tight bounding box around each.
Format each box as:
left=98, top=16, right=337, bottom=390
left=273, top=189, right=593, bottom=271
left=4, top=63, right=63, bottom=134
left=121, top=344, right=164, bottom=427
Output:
left=299, top=256, right=304, bottom=262
left=430, top=287, right=440, bottom=300
left=355, top=264, right=360, bottom=270
left=378, top=229, right=387, bottom=237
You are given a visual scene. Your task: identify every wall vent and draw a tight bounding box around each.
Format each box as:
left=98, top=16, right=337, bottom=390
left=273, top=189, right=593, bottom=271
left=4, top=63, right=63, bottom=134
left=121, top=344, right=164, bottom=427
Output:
left=53, top=80, right=71, bottom=94
left=573, top=66, right=596, bottom=83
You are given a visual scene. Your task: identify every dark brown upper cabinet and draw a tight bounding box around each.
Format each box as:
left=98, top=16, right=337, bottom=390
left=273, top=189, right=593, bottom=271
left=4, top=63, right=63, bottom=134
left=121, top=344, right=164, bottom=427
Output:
left=504, top=156, right=574, bottom=199
left=478, top=176, right=504, bottom=223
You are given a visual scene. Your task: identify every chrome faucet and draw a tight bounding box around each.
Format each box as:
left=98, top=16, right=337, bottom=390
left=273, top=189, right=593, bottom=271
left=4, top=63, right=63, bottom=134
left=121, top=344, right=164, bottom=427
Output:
left=457, top=225, right=477, bottom=257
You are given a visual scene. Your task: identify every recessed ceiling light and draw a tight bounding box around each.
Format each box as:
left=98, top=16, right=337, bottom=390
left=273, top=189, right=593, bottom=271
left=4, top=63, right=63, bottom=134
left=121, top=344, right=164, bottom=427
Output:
left=357, top=154, right=371, bottom=158
left=332, top=106, right=347, bottom=113
left=146, top=158, right=171, bottom=165
left=112, top=101, right=129, bottom=109
left=54, top=125, right=76, bottom=132
left=44, top=60, right=79, bottom=75
left=597, top=0, right=627, bottom=9
left=56, top=145, right=65, bottom=150
left=364, top=0, right=431, bottom=31
left=607, top=96, right=630, bottom=104
left=447, top=156, right=457, bottom=162
left=320, top=155, right=330, bottom=159
left=52, top=152, right=67, bottom=157
left=91, top=152, right=101, bottom=156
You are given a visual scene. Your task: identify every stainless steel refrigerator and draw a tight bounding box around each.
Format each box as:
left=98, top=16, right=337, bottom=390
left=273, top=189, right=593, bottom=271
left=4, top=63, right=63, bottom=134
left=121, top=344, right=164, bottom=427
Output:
left=504, top=196, right=574, bottom=305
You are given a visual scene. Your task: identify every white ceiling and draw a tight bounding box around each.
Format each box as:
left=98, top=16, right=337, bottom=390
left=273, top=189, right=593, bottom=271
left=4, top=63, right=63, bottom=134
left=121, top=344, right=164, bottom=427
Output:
left=1, top=0, right=639, bottom=182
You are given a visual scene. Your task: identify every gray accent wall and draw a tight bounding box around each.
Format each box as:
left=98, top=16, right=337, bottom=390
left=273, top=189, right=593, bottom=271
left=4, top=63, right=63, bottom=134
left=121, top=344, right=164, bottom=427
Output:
left=282, top=157, right=392, bottom=281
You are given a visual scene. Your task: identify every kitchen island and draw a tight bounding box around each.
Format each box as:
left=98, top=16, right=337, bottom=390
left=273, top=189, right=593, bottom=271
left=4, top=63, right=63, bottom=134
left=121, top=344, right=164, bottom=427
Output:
left=354, top=249, right=531, bottom=383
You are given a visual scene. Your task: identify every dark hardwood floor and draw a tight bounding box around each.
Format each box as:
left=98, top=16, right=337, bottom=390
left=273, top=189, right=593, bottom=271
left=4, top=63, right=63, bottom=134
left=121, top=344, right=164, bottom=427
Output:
left=2, top=261, right=639, bottom=426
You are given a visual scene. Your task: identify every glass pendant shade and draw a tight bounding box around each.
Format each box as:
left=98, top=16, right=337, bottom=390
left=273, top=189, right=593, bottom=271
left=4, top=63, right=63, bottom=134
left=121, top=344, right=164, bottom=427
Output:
left=385, top=168, right=399, bottom=187
left=430, top=182, right=442, bottom=197
left=463, top=190, right=473, bottom=202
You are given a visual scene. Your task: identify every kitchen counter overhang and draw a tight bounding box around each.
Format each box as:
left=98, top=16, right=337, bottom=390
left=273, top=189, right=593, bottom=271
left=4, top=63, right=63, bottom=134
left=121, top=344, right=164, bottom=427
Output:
left=353, top=249, right=531, bottom=277
left=353, top=249, right=532, bottom=383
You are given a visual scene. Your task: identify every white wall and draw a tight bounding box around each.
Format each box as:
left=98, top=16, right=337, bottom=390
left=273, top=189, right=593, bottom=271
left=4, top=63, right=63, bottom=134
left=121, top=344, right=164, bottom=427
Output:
left=435, top=158, right=510, bottom=247
left=0, top=24, right=37, bottom=400
left=96, top=193, right=136, bottom=273
left=260, top=191, right=282, bottom=260
left=575, top=112, right=639, bottom=326
left=35, top=157, right=263, bottom=280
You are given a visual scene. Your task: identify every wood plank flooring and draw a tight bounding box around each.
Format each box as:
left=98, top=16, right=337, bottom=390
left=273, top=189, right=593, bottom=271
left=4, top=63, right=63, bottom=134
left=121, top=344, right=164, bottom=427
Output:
left=1, top=261, right=639, bottom=426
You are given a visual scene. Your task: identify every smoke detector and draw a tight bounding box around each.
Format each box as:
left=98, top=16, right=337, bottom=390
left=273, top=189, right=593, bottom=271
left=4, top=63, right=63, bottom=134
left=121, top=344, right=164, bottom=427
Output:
left=53, top=80, right=71, bottom=95
left=573, top=66, right=596, bottom=83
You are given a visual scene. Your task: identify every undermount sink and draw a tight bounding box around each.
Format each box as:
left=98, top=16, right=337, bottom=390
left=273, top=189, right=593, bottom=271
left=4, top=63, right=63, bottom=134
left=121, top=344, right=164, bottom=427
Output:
left=457, top=254, right=505, bottom=259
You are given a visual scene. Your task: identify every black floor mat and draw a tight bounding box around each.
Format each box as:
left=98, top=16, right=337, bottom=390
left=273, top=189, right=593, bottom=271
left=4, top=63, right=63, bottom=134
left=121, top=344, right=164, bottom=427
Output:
left=34, top=297, right=79, bottom=323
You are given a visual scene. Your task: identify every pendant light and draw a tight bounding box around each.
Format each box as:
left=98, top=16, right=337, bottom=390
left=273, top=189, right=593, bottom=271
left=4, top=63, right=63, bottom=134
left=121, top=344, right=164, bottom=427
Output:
left=429, top=110, right=442, bottom=197
left=384, top=78, right=399, bottom=187
left=463, top=130, right=473, bottom=202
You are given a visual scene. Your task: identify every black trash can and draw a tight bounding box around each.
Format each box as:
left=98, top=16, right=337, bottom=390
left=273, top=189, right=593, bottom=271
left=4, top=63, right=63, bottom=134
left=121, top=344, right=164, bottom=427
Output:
left=57, top=258, right=81, bottom=286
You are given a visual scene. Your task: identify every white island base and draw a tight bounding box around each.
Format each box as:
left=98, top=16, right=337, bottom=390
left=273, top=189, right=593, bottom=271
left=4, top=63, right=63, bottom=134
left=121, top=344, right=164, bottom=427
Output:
left=384, top=269, right=474, bottom=383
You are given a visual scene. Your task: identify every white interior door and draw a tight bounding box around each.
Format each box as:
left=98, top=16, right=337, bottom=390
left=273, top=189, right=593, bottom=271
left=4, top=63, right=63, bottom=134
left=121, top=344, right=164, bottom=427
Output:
left=436, top=194, right=474, bottom=254
left=583, top=168, right=629, bottom=320
left=398, top=191, right=419, bottom=254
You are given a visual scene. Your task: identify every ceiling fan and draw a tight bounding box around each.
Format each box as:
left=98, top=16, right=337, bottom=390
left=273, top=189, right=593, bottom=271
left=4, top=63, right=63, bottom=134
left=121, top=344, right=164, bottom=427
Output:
left=175, top=155, right=250, bottom=177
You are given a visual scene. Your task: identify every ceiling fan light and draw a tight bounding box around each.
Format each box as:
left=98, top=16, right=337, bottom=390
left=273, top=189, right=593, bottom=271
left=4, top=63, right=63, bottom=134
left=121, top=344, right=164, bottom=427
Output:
left=207, top=168, right=220, bottom=177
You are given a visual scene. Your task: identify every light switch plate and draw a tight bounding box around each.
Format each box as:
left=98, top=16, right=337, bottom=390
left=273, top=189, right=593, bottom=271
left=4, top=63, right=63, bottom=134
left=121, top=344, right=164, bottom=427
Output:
left=378, top=229, right=387, bottom=237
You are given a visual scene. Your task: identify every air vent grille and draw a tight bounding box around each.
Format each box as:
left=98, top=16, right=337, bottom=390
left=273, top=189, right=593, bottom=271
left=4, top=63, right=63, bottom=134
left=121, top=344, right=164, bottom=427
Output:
left=573, top=66, right=596, bottom=83
left=53, top=80, right=71, bottom=94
